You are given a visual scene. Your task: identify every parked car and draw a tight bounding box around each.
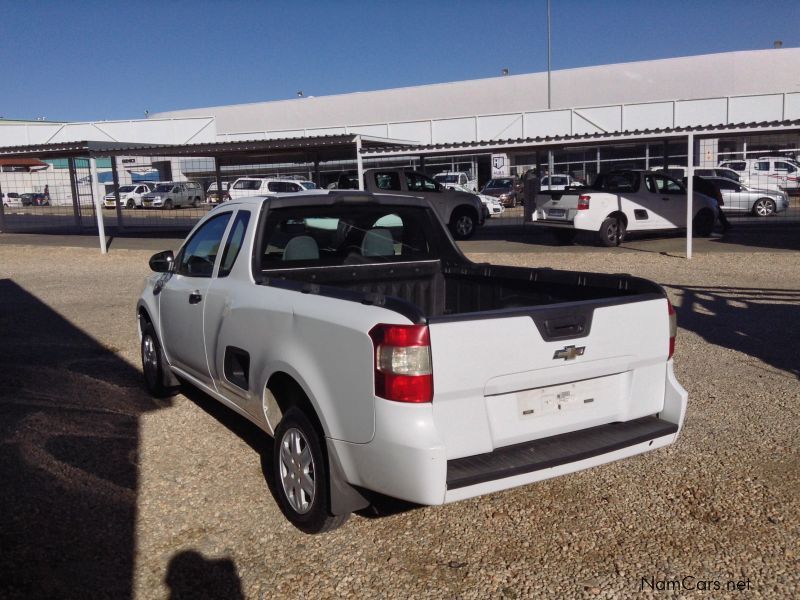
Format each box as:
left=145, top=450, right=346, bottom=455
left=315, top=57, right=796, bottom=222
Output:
left=718, top=158, right=800, bottom=192
left=453, top=184, right=504, bottom=216
left=481, top=177, right=520, bottom=207
left=1, top=192, right=23, bottom=208
left=362, top=167, right=485, bottom=239
left=540, top=174, right=584, bottom=191
left=704, top=177, right=789, bottom=216
left=206, top=181, right=231, bottom=204
left=433, top=172, right=478, bottom=192
left=103, top=183, right=153, bottom=209
left=658, top=165, right=745, bottom=186
left=533, top=170, right=719, bottom=246
left=20, top=193, right=49, bottom=206
left=228, top=178, right=307, bottom=200
left=141, top=182, right=204, bottom=209
left=138, top=191, right=687, bottom=533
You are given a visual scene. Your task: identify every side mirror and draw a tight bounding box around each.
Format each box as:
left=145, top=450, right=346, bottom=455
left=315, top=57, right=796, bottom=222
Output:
left=149, top=250, right=174, bottom=273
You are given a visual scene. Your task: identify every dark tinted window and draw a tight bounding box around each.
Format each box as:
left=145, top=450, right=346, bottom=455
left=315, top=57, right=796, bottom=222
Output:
left=178, top=213, right=232, bottom=277
left=259, top=205, right=436, bottom=269
left=234, top=179, right=263, bottom=190
left=775, top=161, right=796, bottom=173
left=406, top=172, right=438, bottom=192
left=715, top=179, right=739, bottom=191
left=721, top=162, right=746, bottom=171
left=218, top=210, right=251, bottom=277
left=374, top=172, right=402, bottom=191
left=592, top=171, right=640, bottom=192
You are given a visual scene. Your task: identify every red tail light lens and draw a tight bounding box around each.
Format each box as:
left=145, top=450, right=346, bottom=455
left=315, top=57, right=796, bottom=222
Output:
left=368, top=324, right=433, bottom=403
left=577, top=195, right=591, bottom=210
left=667, top=300, right=677, bottom=359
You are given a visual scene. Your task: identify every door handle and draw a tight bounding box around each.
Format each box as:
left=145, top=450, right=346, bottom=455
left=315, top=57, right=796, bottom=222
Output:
left=189, top=291, right=203, bottom=304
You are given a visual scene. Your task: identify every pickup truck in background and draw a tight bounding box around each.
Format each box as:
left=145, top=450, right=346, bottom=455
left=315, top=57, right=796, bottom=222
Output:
left=533, top=170, right=719, bottom=246
left=138, top=191, right=688, bottom=533
left=433, top=171, right=478, bottom=193
left=362, top=167, right=485, bottom=239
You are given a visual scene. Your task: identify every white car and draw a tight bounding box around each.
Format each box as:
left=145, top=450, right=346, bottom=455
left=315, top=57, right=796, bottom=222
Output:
left=2, top=192, right=23, bottom=208
left=540, top=174, right=584, bottom=191
left=433, top=172, right=478, bottom=193
left=103, top=183, right=153, bottom=209
left=719, top=158, right=799, bottom=192
left=228, top=177, right=306, bottom=200
left=138, top=191, right=687, bottom=533
left=453, top=184, right=504, bottom=216
left=533, top=170, right=719, bottom=246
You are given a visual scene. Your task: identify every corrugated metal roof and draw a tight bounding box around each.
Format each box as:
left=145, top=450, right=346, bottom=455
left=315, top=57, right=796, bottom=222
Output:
left=362, top=120, right=800, bottom=156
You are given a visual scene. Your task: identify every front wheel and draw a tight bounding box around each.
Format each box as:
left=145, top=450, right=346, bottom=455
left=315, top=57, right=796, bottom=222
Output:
left=450, top=209, right=477, bottom=240
left=192, top=197, right=201, bottom=208
left=752, top=198, right=776, bottom=217
left=126, top=198, right=135, bottom=209
left=273, top=407, right=348, bottom=534
left=598, top=217, right=625, bottom=247
left=141, top=323, right=178, bottom=397
left=692, top=209, right=715, bottom=237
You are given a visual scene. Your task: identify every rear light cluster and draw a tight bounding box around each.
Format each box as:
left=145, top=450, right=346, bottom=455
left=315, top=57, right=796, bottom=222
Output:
left=368, top=324, right=433, bottom=403
left=667, top=300, right=677, bottom=359
left=577, top=195, right=591, bottom=210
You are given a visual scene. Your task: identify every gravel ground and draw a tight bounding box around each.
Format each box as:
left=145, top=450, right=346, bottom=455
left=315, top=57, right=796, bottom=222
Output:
left=0, top=243, right=797, bottom=599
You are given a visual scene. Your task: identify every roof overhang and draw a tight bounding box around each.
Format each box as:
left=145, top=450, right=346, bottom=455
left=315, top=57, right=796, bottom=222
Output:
left=361, top=120, right=800, bottom=157
left=0, top=134, right=417, bottom=164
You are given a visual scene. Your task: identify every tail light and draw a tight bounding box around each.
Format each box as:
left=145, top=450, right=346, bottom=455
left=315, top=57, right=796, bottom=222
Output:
left=368, top=324, right=433, bottom=403
left=577, top=195, right=591, bottom=210
left=667, top=300, right=677, bottom=359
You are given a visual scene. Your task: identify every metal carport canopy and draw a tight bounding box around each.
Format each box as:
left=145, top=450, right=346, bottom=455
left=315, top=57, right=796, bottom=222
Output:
left=0, top=134, right=417, bottom=163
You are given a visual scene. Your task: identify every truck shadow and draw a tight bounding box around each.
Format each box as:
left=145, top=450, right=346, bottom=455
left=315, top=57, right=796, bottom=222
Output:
left=164, top=550, right=244, bottom=600
left=667, top=284, right=800, bottom=378
left=0, top=279, right=168, bottom=599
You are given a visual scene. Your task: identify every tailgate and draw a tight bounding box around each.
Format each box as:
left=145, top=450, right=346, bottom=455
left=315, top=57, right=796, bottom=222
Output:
left=536, top=191, right=581, bottom=221
left=427, top=297, right=670, bottom=460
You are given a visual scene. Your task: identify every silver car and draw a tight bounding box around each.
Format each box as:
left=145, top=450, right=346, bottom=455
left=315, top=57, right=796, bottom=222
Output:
left=707, top=177, right=789, bottom=216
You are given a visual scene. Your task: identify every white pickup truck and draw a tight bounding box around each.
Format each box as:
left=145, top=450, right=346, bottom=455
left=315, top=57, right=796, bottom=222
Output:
left=138, top=191, right=687, bottom=533
left=533, top=170, right=719, bottom=246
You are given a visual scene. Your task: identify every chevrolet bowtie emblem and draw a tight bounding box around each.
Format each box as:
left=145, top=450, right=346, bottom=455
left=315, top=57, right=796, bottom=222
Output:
left=553, top=345, right=585, bottom=360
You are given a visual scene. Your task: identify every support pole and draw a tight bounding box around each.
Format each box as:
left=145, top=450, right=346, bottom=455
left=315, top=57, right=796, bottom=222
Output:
left=215, top=158, right=223, bottom=203
left=547, top=150, right=555, bottom=190
left=547, top=0, right=552, bottom=110
left=0, top=181, right=6, bottom=232
left=68, top=157, right=81, bottom=229
left=686, top=134, right=694, bottom=260
left=355, top=135, right=364, bottom=191
left=112, top=156, right=124, bottom=231
left=313, top=153, right=320, bottom=187
left=89, top=157, right=108, bottom=254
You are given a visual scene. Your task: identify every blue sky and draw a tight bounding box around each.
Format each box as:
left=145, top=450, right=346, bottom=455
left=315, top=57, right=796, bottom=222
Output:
left=1, top=0, right=797, bottom=122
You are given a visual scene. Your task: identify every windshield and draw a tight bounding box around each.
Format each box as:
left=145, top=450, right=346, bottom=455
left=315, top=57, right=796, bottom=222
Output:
left=435, top=174, right=459, bottom=183
left=118, top=185, right=136, bottom=193
left=485, top=178, right=513, bottom=189
left=154, top=184, right=173, bottom=192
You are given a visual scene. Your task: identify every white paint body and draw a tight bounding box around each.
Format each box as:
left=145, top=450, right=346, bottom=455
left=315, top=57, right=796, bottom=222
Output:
left=138, top=195, right=688, bottom=507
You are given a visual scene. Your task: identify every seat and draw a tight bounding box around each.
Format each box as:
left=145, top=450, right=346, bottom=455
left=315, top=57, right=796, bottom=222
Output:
left=282, top=235, right=319, bottom=261
left=360, top=228, right=395, bottom=257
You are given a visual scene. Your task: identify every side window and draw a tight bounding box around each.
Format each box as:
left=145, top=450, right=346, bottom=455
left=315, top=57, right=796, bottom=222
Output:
left=374, top=172, right=402, bottom=191
left=177, top=213, right=232, bottom=277
left=754, top=161, right=770, bottom=171
left=650, top=174, right=684, bottom=194
left=775, top=162, right=796, bottom=173
left=267, top=182, right=284, bottom=192
left=406, top=173, right=438, bottom=192
left=715, top=179, right=737, bottom=191
left=218, top=211, right=251, bottom=277
left=287, top=183, right=302, bottom=192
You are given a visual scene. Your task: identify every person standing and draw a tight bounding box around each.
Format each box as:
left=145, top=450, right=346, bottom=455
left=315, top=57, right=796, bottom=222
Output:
left=523, top=168, right=540, bottom=222
left=43, top=185, right=51, bottom=205
left=690, top=175, right=729, bottom=232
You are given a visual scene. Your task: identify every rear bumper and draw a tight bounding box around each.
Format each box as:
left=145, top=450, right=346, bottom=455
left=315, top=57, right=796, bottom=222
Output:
left=333, top=361, right=687, bottom=506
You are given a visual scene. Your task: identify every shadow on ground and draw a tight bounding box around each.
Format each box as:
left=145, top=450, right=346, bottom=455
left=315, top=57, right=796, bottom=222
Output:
left=164, top=550, right=244, bottom=600
left=668, top=284, right=800, bottom=378
left=0, top=279, right=167, bottom=598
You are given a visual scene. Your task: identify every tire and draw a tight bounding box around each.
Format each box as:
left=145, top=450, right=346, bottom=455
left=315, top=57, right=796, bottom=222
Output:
left=126, top=198, right=135, bottom=209
left=597, top=217, right=625, bottom=247
left=164, top=199, right=173, bottom=210
left=752, top=198, right=776, bottom=217
left=450, top=208, right=477, bottom=240
left=692, top=209, right=715, bottom=237
left=192, top=197, right=200, bottom=208
left=141, top=323, right=178, bottom=398
left=553, top=229, right=577, bottom=245
left=273, top=407, right=348, bottom=534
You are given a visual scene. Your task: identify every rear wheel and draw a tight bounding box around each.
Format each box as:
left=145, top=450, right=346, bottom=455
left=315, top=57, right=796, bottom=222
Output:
left=598, top=217, right=625, bottom=247
left=273, top=407, right=349, bottom=534
left=450, top=208, right=477, bottom=240
left=692, top=209, right=715, bottom=237
left=752, top=198, right=776, bottom=217
left=163, top=199, right=173, bottom=210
